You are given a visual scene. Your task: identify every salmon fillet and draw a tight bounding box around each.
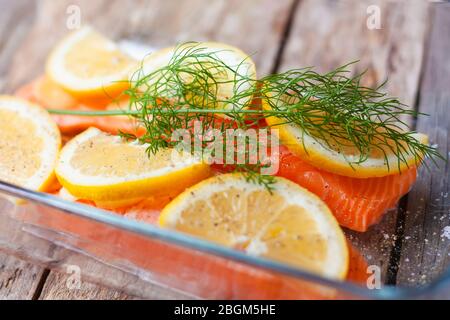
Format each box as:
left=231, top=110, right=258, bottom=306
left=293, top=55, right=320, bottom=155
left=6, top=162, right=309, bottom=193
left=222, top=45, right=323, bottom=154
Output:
left=276, top=146, right=417, bottom=232
left=49, top=192, right=368, bottom=292
left=15, top=77, right=145, bottom=136
left=18, top=77, right=418, bottom=232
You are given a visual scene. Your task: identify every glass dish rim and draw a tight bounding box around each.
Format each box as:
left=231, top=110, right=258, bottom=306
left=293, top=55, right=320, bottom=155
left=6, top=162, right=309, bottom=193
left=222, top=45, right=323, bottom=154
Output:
left=0, top=180, right=448, bottom=299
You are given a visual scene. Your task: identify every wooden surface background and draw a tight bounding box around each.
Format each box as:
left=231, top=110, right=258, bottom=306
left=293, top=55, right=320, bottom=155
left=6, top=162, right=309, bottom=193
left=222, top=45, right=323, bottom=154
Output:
left=0, top=0, right=449, bottom=299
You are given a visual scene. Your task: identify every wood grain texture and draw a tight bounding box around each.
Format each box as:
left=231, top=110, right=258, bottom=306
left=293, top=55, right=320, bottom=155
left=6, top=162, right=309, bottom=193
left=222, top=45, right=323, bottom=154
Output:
left=0, top=252, right=45, bottom=300
left=39, top=272, right=132, bottom=300
left=0, top=0, right=48, bottom=301
left=0, top=204, right=191, bottom=299
left=0, top=0, right=36, bottom=92
left=279, top=0, right=431, bottom=283
left=280, top=0, right=429, bottom=106
left=36, top=243, right=193, bottom=300
left=0, top=0, right=448, bottom=299
left=395, top=4, right=450, bottom=286
left=0, top=196, right=135, bottom=299
left=5, top=0, right=294, bottom=92
left=0, top=0, right=294, bottom=299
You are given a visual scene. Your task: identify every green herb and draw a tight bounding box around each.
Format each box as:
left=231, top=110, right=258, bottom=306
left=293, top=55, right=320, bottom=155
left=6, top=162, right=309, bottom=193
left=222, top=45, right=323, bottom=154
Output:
left=48, top=42, right=443, bottom=187
left=260, top=64, right=443, bottom=171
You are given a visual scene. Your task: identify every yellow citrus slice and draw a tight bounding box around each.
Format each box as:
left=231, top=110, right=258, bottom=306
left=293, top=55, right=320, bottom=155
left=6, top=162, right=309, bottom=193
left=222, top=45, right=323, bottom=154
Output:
left=159, top=174, right=349, bottom=280
left=46, top=26, right=136, bottom=99
left=55, top=127, right=211, bottom=208
left=262, top=98, right=429, bottom=178
left=0, top=96, right=61, bottom=191
left=131, top=42, right=257, bottom=113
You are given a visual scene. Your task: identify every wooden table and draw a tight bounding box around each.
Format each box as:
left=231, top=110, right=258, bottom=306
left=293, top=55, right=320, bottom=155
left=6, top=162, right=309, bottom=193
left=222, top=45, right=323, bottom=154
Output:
left=0, top=0, right=449, bottom=299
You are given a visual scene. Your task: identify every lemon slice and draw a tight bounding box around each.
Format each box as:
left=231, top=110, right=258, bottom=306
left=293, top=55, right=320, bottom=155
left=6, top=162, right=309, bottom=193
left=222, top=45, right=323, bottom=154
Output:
left=132, top=42, right=257, bottom=113
left=46, top=26, right=136, bottom=99
left=159, top=174, right=349, bottom=280
left=0, top=96, right=61, bottom=191
left=262, top=98, right=429, bottom=178
left=55, top=127, right=211, bottom=208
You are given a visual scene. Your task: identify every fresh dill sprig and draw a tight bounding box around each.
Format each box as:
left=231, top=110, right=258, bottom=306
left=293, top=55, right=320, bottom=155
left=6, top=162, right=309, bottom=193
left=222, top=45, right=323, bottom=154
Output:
left=259, top=64, right=444, bottom=171
left=123, top=42, right=273, bottom=184
left=48, top=42, right=443, bottom=188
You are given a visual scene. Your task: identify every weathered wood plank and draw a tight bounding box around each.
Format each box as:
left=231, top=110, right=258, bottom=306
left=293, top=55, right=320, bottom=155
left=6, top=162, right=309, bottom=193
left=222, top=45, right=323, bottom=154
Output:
left=280, top=0, right=429, bottom=106
left=279, top=0, right=431, bottom=283
left=36, top=241, right=194, bottom=300
left=37, top=246, right=194, bottom=299
left=396, top=4, right=450, bottom=286
left=0, top=201, right=192, bottom=299
left=0, top=196, right=133, bottom=300
left=0, top=0, right=48, bottom=300
left=3, top=0, right=444, bottom=298
left=6, top=0, right=294, bottom=91
left=0, top=0, right=36, bottom=92
left=1, top=0, right=294, bottom=299
left=39, top=271, right=132, bottom=300
left=0, top=253, right=46, bottom=300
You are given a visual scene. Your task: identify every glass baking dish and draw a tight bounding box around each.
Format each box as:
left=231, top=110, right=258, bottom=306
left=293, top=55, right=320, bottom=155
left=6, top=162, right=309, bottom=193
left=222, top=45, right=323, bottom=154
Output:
left=0, top=180, right=449, bottom=299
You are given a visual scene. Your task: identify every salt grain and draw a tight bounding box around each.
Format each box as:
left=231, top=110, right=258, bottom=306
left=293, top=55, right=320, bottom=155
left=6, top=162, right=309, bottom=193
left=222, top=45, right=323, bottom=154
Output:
left=441, top=226, right=450, bottom=240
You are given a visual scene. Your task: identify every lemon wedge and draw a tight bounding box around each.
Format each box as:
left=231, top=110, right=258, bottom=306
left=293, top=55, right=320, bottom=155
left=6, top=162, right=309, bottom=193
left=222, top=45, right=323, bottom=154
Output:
left=132, top=42, right=257, bottom=113
left=262, top=98, right=428, bottom=178
left=0, top=96, right=61, bottom=191
left=159, top=173, right=349, bottom=280
left=55, top=127, right=210, bottom=208
left=46, top=26, right=136, bottom=99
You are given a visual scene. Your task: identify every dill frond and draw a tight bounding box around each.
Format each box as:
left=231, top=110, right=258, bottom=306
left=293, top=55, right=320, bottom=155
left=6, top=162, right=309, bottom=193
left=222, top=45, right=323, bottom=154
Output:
left=48, top=42, right=443, bottom=189
left=260, top=63, right=443, bottom=170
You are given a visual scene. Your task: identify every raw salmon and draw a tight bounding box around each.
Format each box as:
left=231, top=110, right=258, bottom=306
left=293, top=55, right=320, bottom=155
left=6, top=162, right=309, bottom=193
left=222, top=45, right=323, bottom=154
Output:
left=120, top=200, right=369, bottom=285
left=210, top=143, right=417, bottom=232
left=345, top=242, right=369, bottom=284
left=276, top=146, right=417, bottom=232
left=15, top=77, right=145, bottom=136
left=19, top=76, right=418, bottom=232
left=40, top=190, right=368, bottom=299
